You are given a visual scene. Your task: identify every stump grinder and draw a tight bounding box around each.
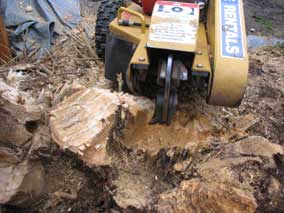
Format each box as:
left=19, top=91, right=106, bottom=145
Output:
left=95, top=0, right=248, bottom=125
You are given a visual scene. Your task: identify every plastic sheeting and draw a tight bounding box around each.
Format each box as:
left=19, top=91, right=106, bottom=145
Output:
left=0, top=0, right=81, bottom=56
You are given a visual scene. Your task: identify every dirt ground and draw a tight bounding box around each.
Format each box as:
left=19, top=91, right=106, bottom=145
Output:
left=1, top=0, right=284, bottom=212
left=244, top=0, right=284, bottom=38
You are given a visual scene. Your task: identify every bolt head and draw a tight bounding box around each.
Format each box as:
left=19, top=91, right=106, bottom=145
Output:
left=198, top=2, right=205, bottom=9
left=160, top=71, right=166, bottom=78
left=197, top=64, right=203, bottom=68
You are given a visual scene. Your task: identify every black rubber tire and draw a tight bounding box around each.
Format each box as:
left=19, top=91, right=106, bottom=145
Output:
left=95, top=0, right=125, bottom=58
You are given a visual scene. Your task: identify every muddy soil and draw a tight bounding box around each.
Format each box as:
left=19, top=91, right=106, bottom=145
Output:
left=1, top=0, right=284, bottom=212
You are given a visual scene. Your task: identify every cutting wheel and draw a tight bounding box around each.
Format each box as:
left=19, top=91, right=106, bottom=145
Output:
left=151, top=55, right=178, bottom=125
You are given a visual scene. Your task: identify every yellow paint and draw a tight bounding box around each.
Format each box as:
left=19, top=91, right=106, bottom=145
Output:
left=109, top=7, right=150, bottom=44
left=117, top=7, right=147, bottom=33
left=207, top=0, right=249, bottom=107
left=109, top=1, right=248, bottom=107
left=192, top=23, right=211, bottom=77
left=130, top=37, right=149, bottom=67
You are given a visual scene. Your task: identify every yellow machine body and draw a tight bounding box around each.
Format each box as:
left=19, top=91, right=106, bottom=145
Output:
left=108, top=0, right=248, bottom=108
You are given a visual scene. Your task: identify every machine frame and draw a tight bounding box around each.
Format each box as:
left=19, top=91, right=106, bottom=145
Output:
left=104, top=0, right=249, bottom=124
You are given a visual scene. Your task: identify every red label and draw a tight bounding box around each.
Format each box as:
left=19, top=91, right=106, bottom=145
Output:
left=156, top=1, right=198, bottom=8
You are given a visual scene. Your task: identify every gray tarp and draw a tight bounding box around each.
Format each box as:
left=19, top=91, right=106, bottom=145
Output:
left=0, top=0, right=81, bottom=56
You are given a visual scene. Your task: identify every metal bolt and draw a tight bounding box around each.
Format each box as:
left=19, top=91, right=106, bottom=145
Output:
left=198, top=2, right=205, bottom=9
left=197, top=64, right=203, bottom=68
left=181, top=71, right=188, bottom=80
left=138, top=57, right=145, bottom=62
